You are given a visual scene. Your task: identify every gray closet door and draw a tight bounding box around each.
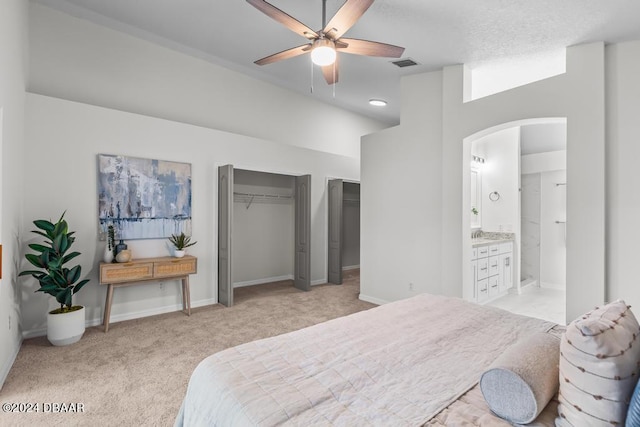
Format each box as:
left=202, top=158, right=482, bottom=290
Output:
left=328, top=179, right=343, bottom=284
left=218, top=164, right=234, bottom=307
left=294, top=174, right=311, bottom=291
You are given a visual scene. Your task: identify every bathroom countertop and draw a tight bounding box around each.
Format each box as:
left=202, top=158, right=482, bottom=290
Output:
left=471, top=237, right=514, bottom=247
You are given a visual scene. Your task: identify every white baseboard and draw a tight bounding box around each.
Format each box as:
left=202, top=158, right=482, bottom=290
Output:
left=22, top=298, right=219, bottom=339
left=233, top=275, right=294, bottom=288
left=0, top=337, right=22, bottom=391
left=311, top=279, right=326, bottom=286
left=342, top=265, right=360, bottom=271
left=358, top=294, right=387, bottom=305
left=540, top=281, right=566, bottom=291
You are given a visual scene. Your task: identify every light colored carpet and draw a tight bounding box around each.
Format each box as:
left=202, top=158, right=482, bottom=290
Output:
left=0, top=270, right=373, bottom=426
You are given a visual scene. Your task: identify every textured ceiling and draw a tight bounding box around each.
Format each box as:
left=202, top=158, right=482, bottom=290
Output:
left=34, top=0, right=640, bottom=124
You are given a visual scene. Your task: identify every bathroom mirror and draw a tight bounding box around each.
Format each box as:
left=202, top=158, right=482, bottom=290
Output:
left=470, top=167, right=481, bottom=228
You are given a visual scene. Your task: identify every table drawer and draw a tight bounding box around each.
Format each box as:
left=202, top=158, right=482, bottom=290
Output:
left=100, top=262, right=154, bottom=284
left=154, top=258, right=197, bottom=277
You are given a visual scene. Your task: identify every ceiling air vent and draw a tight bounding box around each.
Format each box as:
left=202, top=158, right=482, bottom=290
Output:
left=392, top=58, right=418, bottom=68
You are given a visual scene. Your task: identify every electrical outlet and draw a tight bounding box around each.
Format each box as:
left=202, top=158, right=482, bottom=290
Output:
left=159, top=282, right=164, bottom=292
left=409, top=283, right=414, bottom=291
left=8, top=315, right=11, bottom=331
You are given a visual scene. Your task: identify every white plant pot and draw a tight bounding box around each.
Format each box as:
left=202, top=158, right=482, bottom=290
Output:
left=47, top=306, right=85, bottom=346
left=174, top=250, right=185, bottom=258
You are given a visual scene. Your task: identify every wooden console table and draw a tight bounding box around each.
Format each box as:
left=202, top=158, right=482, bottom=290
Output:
left=99, top=255, right=197, bottom=332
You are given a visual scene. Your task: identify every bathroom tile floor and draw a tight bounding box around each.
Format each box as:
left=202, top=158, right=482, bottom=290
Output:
left=487, top=285, right=566, bottom=325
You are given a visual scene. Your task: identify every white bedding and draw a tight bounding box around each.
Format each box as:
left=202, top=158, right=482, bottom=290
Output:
left=176, top=293, right=555, bottom=426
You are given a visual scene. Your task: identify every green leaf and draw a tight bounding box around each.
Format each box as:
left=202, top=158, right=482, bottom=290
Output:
left=37, top=284, right=60, bottom=293
left=28, top=243, right=51, bottom=253
left=52, top=233, right=63, bottom=253
left=34, top=219, right=55, bottom=232
left=66, top=265, right=81, bottom=284
left=55, top=287, right=72, bottom=306
left=31, top=230, right=52, bottom=241
left=62, top=251, right=81, bottom=264
left=19, top=270, right=44, bottom=277
left=73, top=279, right=90, bottom=294
left=25, top=253, right=45, bottom=269
left=47, top=257, right=62, bottom=270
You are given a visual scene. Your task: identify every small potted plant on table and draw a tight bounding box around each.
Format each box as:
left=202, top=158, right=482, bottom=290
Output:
left=19, top=212, right=90, bottom=346
left=169, top=232, right=197, bottom=258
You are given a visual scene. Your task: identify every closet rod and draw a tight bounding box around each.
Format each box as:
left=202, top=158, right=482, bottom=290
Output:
left=234, top=191, right=293, bottom=199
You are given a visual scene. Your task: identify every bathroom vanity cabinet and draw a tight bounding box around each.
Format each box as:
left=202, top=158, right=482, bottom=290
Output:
left=469, top=241, right=513, bottom=304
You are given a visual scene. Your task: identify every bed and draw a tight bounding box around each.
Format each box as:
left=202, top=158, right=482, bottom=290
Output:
left=175, top=293, right=561, bottom=426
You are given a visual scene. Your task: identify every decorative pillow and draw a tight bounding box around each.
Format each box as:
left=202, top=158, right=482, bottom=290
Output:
left=556, top=300, right=640, bottom=426
left=627, top=378, right=640, bottom=426
left=480, top=332, right=560, bottom=424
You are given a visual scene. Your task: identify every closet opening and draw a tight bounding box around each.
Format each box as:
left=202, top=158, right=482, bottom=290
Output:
left=327, top=179, right=360, bottom=285
left=218, top=165, right=311, bottom=307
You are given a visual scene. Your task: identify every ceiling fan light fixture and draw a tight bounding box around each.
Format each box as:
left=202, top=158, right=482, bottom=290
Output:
left=311, top=39, right=336, bottom=66
left=369, top=99, right=387, bottom=107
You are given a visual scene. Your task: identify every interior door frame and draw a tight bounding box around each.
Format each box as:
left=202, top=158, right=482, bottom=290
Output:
left=217, top=164, right=312, bottom=300
left=325, top=177, right=360, bottom=285
left=294, top=174, right=312, bottom=291
left=217, top=164, right=234, bottom=307
left=327, top=179, right=344, bottom=284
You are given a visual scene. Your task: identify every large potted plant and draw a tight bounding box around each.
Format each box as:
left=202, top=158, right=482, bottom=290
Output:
left=19, top=212, right=90, bottom=346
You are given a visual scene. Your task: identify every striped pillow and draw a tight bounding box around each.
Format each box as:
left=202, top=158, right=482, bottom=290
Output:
left=556, top=300, right=640, bottom=426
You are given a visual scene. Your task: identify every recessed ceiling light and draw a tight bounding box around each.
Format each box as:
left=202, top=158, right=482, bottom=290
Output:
left=369, top=99, right=387, bottom=107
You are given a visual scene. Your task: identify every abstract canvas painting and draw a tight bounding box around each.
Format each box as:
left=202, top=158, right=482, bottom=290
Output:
left=98, top=154, right=192, bottom=239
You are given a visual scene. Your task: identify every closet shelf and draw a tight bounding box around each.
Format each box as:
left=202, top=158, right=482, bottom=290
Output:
left=234, top=192, right=294, bottom=209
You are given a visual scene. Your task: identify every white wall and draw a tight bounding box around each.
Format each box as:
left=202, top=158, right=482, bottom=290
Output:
left=605, top=40, right=640, bottom=307
left=540, top=170, right=567, bottom=289
left=28, top=3, right=384, bottom=159
left=474, top=127, right=520, bottom=233
left=23, top=93, right=360, bottom=336
left=520, top=173, right=541, bottom=283
left=0, top=0, right=27, bottom=389
left=361, top=72, right=444, bottom=304
left=363, top=43, right=605, bottom=323
left=521, top=150, right=567, bottom=174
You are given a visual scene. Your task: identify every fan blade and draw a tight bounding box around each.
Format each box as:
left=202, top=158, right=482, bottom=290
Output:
left=255, top=44, right=311, bottom=65
left=321, top=60, right=339, bottom=85
left=338, top=38, right=405, bottom=57
left=247, top=0, right=319, bottom=40
left=323, top=0, right=374, bottom=40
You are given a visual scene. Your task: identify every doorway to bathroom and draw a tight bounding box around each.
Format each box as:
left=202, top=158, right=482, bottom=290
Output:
left=465, top=119, right=567, bottom=324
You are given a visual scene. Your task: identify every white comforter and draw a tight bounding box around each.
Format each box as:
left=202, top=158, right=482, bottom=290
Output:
left=176, top=293, right=554, bottom=426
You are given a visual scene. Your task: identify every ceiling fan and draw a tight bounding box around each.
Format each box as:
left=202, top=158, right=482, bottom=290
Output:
left=246, top=0, right=405, bottom=85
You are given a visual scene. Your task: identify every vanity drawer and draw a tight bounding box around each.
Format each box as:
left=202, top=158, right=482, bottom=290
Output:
left=488, top=275, right=500, bottom=297
left=477, top=246, right=489, bottom=258
left=488, top=256, right=500, bottom=276
left=477, top=279, right=489, bottom=302
left=477, top=258, right=489, bottom=280
left=488, top=245, right=500, bottom=256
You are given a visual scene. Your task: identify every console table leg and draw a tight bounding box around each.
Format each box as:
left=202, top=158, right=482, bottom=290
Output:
left=182, top=276, right=191, bottom=316
left=104, top=283, right=114, bottom=332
